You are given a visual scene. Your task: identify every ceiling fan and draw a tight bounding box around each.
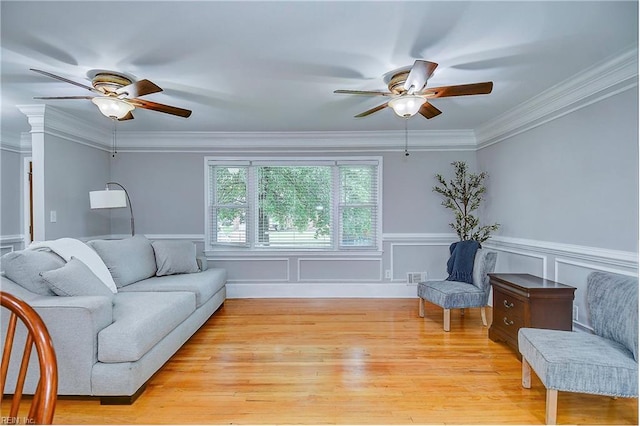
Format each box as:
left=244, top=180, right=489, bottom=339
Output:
left=334, top=60, right=493, bottom=120
left=30, top=68, right=192, bottom=121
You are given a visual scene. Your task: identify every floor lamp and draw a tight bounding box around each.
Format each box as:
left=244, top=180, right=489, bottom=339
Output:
left=89, top=182, right=135, bottom=236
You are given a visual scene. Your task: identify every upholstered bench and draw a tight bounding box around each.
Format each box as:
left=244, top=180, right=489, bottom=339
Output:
left=518, top=271, right=638, bottom=424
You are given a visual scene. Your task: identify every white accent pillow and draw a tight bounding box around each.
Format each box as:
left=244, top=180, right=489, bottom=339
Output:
left=151, top=241, right=200, bottom=276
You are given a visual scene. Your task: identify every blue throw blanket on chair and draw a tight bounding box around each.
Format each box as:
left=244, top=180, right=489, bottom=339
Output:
left=447, top=240, right=481, bottom=284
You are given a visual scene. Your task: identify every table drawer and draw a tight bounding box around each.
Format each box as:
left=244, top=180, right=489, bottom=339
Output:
left=488, top=274, right=576, bottom=356
left=493, top=311, right=524, bottom=332
left=493, top=289, right=525, bottom=321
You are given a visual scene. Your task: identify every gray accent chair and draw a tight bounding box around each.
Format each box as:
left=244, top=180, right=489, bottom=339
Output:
left=417, top=248, right=497, bottom=331
left=518, top=271, right=638, bottom=425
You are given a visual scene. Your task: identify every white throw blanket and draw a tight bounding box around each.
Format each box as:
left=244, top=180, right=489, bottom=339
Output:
left=28, top=237, right=117, bottom=293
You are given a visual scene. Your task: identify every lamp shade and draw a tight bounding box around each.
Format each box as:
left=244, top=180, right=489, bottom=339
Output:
left=388, top=95, right=427, bottom=118
left=91, top=97, right=135, bottom=119
left=89, top=189, right=127, bottom=209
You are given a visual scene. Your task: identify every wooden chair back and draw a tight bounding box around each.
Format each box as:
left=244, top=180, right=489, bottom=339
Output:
left=1, top=291, right=58, bottom=424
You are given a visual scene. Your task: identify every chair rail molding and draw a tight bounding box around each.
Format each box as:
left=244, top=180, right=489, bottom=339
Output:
left=382, top=233, right=457, bottom=244
left=484, top=235, right=638, bottom=271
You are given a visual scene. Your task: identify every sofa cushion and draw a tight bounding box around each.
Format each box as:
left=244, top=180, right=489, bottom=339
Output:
left=88, top=235, right=157, bottom=288
left=40, top=257, right=115, bottom=301
left=1, top=250, right=65, bottom=295
left=151, top=240, right=199, bottom=276
left=98, top=291, right=195, bottom=363
left=519, top=328, right=638, bottom=397
left=120, top=268, right=227, bottom=308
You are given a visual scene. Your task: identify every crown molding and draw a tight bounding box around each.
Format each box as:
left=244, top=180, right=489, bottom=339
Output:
left=17, top=104, right=112, bottom=151
left=475, top=45, right=638, bottom=149
left=0, top=132, right=35, bottom=154
left=112, top=129, right=478, bottom=152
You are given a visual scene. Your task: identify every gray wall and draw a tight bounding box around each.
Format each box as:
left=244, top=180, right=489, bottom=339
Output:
left=477, top=88, right=638, bottom=328
left=42, top=135, right=111, bottom=240
left=383, top=150, right=477, bottom=233
left=478, top=88, right=638, bottom=252
left=108, top=148, right=477, bottom=295
left=109, top=150, right=476, bottom=237
left=5, top=87, right=637, bottom=303
left=109, top=152, right=205, bottom=236
left=0, top=149, right=23, bottom=253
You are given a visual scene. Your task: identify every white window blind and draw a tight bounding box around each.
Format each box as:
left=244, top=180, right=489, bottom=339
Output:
left=209, top=165, right=249, bottom=245
left=207, top=158, right=380, bottom=251
left=339, top=165, right=378, bottom=248
left=255, top=166, right=333, bottom=248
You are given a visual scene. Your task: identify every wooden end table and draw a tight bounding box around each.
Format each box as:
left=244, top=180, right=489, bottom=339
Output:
left=488, top=273, right=576, bottom=355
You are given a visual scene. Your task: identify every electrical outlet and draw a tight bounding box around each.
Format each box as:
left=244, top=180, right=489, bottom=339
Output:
left=573, top=305, right=579, bottom=321
left=49, top=210, right=57, bottom=223
left=385, top=270, right=391, bottom=279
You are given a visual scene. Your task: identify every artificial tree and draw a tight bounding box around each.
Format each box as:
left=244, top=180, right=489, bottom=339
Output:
left=433, top=161, right=499, bottom=243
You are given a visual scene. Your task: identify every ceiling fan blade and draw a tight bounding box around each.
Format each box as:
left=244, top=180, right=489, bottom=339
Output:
left=116, top=79, right=162, bottom=98
left=424, top=82, right=493, bottom=98
left=354, top=102, right=389, bottom=118
left=128, top=98, right=192, bottom=118
left=33, top=96, right=94, bottom=100
left=118, top=111, right=135, bottom=121
left=419, top=101, right=442, bottom=119
left=334, top=89, right=393, bottom=96
left=404, top=60, right=438, bottom=93
left=30, top=68, right=99, bottom=93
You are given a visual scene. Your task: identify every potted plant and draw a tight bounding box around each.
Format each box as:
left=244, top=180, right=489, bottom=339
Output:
left=433, top=161, right=499, bottom=243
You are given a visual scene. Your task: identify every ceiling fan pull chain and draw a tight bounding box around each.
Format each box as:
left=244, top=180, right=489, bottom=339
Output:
left=112, top=118, right=117, bottom=158
left=404, top=118, right=410, bottom=157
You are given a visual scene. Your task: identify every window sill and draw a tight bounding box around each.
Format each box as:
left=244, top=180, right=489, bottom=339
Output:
left=204, top=248, right=383, bottom=258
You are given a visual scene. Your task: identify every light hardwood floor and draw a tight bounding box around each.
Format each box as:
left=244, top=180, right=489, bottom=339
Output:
left=45, top=299, right=640, bottom=424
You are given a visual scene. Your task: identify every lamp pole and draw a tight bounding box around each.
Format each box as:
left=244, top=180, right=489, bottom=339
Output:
left=105, top=182, right=135, bottom=236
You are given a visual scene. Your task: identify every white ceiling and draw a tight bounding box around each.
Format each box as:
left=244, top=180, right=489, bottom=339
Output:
left=1, top=1, right=638, bottom=143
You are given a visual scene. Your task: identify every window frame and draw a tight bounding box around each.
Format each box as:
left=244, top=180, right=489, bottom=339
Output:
left=204, top=156, right=383, bottom=253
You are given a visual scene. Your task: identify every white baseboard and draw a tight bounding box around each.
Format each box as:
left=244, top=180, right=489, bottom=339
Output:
left=227, top=282, right=417, bottom=298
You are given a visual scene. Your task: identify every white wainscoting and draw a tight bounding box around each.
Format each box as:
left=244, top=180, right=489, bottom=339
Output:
left=0, top=235, right=24, bottom=257
left=39, top=233, right=636, bottom=306
left=384, top=233, right=456, bottom=282
left=147, top=233, right=637, bottom=304
left=483, top=236, right=638, bottom=331
left=213, top=257, right=290, bottom=282
left=297, top=257, right=382, bottom=282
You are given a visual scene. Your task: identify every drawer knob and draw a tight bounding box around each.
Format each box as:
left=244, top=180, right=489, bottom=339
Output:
left=503, top=317, right=514, bottom=326
left=503, top=300, right=514, bottom=309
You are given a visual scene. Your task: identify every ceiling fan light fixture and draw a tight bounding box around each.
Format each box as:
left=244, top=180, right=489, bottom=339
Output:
left=91, top=97, right=134, bottom=119
left=388, top=95, right=426, bottom=118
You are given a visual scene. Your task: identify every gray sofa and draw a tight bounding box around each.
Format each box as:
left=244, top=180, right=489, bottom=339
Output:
left=1, top=235, right=226, bottom=404
left=518, top=271, right=638, bottom=424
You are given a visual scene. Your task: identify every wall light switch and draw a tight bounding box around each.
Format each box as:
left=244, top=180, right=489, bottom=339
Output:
left=50, top=210, right=57, bottom=223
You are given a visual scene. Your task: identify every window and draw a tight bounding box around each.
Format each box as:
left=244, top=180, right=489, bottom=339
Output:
left=339, top=165, right=377, bottom=247
left=206, top=158, right=381, bottom=251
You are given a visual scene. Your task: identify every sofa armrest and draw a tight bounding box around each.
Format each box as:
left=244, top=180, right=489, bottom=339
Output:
left=1, top=278, right=113, bottom=394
